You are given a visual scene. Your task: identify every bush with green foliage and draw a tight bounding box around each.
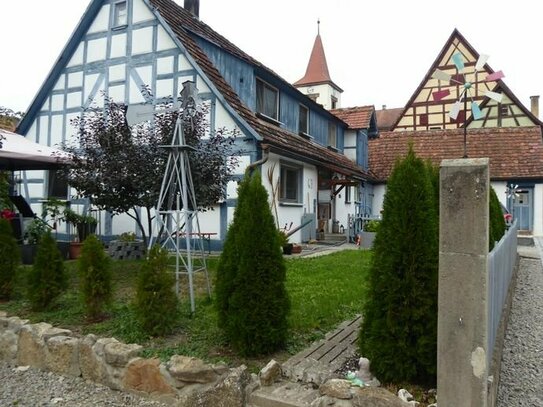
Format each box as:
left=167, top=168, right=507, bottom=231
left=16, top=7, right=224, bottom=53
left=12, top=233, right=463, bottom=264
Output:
left=0, top=218, right=19, bottom=299
left=489, top=187, right=506, bottom=250
left=78, top=234, right=112, bottom=319
left=363, top=220, right=381, bottom=233
left=359, top=146, right=438, bottom=385
left=134, top=244, right=179, bottom=336
left=27, top=232, right=68, bottom=310
left=216, top=171, right=290, bottom=356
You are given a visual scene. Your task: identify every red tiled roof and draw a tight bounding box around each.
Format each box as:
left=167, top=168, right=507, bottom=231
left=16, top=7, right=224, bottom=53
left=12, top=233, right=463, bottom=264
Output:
left=375, top=108, right=403, bottom=131
left=149, top=0, right=369, bottom=180
left=294, top=34, right=330, bottom=85
left=369, top=127, right=543, bottom=182
left=330, top=106, right=374, bottom=129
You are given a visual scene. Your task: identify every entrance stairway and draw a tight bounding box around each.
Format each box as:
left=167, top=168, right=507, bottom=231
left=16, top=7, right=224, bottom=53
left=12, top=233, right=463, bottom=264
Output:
left=317, top=232, right=348, bottom=245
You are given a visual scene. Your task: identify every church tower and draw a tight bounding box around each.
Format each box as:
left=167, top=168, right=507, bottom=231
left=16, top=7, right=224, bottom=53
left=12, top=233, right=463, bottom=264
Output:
left=294, top=21, right=343, bottom=110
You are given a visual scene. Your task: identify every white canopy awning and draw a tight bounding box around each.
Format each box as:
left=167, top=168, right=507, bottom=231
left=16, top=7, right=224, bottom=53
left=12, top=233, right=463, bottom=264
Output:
left=0, top=129, right=71, bottom=170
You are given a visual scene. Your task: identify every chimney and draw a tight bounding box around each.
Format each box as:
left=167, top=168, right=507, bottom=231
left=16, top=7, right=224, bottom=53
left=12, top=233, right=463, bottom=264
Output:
left=530, top=95, right=539, bottom=119
left=184, top=0, right=199, bottom=18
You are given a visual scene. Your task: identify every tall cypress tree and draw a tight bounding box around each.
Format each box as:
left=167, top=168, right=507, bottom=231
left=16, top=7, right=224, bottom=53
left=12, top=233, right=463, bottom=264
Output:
left=359, top=145, right=438, bottom=384
left=27, top=232, right=68, bottom=310
left=489, top=187, right=506, bottom=250
left=216, top=171, right=290, bottom=356
left=78, top=234, right=112, bottom=320
left=0, top=219, right=19, bottom=300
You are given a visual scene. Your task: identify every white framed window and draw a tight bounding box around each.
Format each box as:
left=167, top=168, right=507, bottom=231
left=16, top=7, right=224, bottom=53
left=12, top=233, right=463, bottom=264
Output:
left=47, top=170, right=69, bottom=200
left=344, top=185, right=351, bottom=203
left=256, top=78, right=279, bottom=121
left=299, top=104, right=309, bottom=135
left=328, top=122, right=337, bottom=148
left=279, top=162, right=303, bottom=204
left=113, top=1, right=128, bottom=27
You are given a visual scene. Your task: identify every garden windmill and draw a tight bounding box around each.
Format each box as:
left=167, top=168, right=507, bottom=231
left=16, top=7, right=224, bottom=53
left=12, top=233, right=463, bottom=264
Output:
left=126, top=81, right=211, bottom=313
left=431, top=52, right=505, bottom=158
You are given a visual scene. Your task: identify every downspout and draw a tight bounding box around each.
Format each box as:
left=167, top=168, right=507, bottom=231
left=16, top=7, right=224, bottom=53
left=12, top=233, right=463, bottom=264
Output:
left=247, top=143, right=270, bottom=174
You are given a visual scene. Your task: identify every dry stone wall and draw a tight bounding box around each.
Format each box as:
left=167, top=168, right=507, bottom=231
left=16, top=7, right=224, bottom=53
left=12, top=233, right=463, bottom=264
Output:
left=0, top=311, right=254, bottom=406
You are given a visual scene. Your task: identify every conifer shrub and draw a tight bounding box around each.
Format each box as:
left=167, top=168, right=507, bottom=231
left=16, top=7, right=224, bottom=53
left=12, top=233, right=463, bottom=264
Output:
left=134, top=244, right=179, bottom=336
left=216, top=171, right=290, bottom=356
left=489, top=187, right=506, bottom=250
left=27, top=232, right=68, bottom=310
left=0, top=218, right=19, bottom=300
left=78, top=234, right=112, bottom=320
left=359, top=146, right=438, bottom=385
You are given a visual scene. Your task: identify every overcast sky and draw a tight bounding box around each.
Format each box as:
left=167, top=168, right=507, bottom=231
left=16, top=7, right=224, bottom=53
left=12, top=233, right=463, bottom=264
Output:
left=2, top=0, right=542, bottom=116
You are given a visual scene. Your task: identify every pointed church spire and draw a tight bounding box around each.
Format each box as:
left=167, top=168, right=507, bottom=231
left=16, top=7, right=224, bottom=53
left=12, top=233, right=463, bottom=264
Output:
left=293, top=20, right=333, bottom=87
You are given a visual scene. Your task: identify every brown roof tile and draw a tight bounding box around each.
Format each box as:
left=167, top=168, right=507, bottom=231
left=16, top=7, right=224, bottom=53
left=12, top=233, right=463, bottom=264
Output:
left=369, top=127, right=543, bottom=182
left=149, top=0, right=368, bottom=180
left=375, top=108, right=403, bottom=131
left=330, top=106, right=374, bottom=129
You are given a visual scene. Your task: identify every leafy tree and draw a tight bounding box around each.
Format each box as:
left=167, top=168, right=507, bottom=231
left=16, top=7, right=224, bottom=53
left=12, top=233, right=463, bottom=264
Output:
left=0, top=106, right=24, bottom=131
left=359, top=145, right=438, bottom=385
left=78, top=234, right=112, bottom=320
left=134, top=244, right=179, bottom=336
left=59, top=96, right=238, bottom=245
left=0, top=219, right=19, bottom=299
left=27, top=232, right=68, bottom=310
left=489, top=187, right=506, bottom=250
left=216, top=171, right=290, bottom=356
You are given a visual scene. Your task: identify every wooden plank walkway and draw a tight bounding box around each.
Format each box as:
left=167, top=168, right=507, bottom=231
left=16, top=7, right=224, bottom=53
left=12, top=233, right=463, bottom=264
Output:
left=283, top=315, right=362, bottom=381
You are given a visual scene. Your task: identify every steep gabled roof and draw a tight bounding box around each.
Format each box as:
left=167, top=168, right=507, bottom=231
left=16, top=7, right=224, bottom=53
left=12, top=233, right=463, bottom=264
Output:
left=369, top=127, right=543, bottom=182
left=391, top=28, right=541, bottom=131
left=148, top=0, right=366, bottom=179
left=330, top=106, right=374, bottom=129
left=293, top=32, right=342, bottom=92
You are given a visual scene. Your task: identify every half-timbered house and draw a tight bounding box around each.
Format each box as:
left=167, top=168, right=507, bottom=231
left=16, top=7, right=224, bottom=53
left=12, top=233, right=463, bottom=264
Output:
left=15, top=0, right=373, bottom=246
left=368, top=29, right=543, bottom=235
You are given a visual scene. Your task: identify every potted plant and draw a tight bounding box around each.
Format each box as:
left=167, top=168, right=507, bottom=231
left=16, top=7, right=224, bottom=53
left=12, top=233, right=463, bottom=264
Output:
left=63, top=208, right=97, bottom=259
left=358, top=219, right=380, bottom=249
left=278, top=230, right=293, bottom=255
left=21, top=219, right=49, bottom=264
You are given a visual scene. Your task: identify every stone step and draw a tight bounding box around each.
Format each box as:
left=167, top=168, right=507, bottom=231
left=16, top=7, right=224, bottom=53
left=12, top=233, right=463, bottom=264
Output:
left=318, top=233, right=347, bottom=243
left=249, top=382, right=320, bottom=407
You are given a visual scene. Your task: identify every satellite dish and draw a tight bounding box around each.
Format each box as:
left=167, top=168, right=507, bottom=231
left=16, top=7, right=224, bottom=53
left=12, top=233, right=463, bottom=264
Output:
left=125, top=104, right=156, bottom=126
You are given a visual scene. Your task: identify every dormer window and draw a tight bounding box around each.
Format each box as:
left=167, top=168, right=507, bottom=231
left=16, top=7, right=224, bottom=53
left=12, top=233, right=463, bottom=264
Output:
left=299, top=104, right=309, bottom=135
left=113, top=1, right=128, bottom=27
left=256, top=78, right=279, bottom=121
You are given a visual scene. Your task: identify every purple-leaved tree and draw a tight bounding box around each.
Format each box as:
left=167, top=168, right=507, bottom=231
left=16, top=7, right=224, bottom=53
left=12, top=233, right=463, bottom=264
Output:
left=59, top=96, right=239, bottom=246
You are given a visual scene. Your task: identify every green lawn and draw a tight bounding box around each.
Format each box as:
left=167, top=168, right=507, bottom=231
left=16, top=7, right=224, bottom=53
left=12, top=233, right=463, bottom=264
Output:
left=0, top=249, right=372, bottom=370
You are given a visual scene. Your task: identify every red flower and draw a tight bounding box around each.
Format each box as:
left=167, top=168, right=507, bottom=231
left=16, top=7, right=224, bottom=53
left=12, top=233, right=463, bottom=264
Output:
left=0, top=209, right=16, bottom=220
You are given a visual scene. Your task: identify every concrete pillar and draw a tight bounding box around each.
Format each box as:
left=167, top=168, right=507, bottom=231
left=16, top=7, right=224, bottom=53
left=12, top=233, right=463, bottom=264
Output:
left=438, top=158, right=489, bottom=407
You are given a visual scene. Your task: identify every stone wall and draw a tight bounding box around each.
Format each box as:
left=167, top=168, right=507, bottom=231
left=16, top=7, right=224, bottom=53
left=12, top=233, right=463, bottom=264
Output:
left=0, top=311, right=254, bottom=406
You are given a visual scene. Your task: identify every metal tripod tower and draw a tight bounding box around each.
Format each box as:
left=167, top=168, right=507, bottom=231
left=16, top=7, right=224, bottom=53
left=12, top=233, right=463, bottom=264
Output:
left=148, top=81, right=211, bottom=313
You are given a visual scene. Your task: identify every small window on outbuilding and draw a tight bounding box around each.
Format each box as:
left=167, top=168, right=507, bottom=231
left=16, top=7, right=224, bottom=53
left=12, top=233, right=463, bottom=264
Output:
left=113, top=1, right=128, bottom=27
left=279, top=162, right=303, bottom=204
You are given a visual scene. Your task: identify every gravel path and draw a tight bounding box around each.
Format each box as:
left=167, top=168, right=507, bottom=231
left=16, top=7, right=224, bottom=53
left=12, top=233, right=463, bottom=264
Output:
left=0, top=363, right=169, bottom=407
left=497, top=238, right=543, bottom=406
